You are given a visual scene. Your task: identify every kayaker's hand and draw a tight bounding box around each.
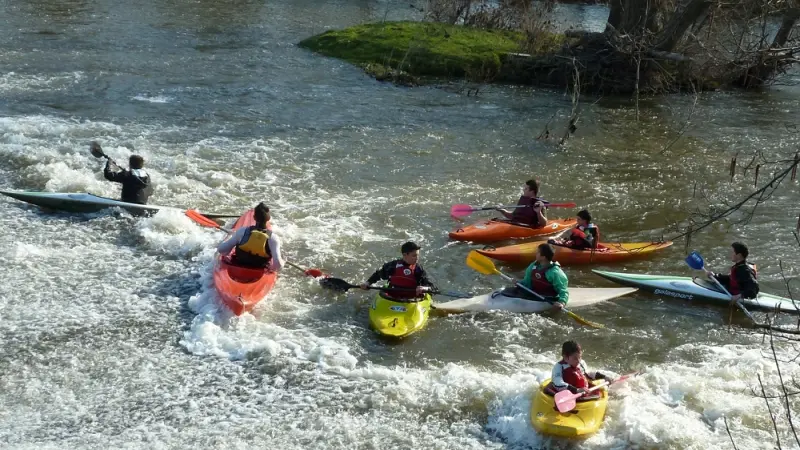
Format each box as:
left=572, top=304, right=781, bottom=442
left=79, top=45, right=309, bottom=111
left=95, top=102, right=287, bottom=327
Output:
left=533, top=201, right=544, bottom=211
left=359, top=283, right=370, bottom=290
left=416, top=286, right=430, bottom=296
left=495, top=206, right=510, bottom=215
left=552, top=302, right=564, bottom=311
left=703, top=268, right=713, bottom=278
left=729, top=294, right=742, bottom=306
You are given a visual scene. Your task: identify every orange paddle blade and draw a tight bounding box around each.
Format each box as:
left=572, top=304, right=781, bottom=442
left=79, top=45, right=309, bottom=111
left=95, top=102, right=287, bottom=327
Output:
left=186, top=209, right=223, bottom=229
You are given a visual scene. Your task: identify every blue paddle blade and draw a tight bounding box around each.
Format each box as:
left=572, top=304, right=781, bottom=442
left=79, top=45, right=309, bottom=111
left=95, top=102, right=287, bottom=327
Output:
left=685, top=251, right=705, bottom=270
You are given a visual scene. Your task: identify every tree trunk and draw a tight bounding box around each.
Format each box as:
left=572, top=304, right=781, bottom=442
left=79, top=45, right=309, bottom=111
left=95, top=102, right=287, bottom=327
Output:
left=616, top=0, right=657, bottom=37
left=654, top=0, right=712, bottom=52
left=771, top=7, right=800, bottom=49
left=735, top=7, right=800, bottom=88
left=606, top=0, right=624, bottom=32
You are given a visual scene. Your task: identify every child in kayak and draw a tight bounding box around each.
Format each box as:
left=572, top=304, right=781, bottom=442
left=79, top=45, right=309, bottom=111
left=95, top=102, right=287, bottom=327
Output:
left=549, top=209, right=600, bottom=250
left=217, top=202, right=284, bottom=271
left=507, top=243, right=568, bottom=309
left=360, top=241, right=436, bottom=299
left=496, top=179, right=547, bottom=227
left=703, top=242, right=759, bottom=301
left=551, top=340, right=611, bottom=397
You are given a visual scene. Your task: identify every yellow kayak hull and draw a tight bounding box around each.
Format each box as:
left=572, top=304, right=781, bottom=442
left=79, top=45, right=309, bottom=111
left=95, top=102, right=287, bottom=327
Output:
left=368, top=293, right=432, bottom=338
left=530, top=378, right=608, bottom=438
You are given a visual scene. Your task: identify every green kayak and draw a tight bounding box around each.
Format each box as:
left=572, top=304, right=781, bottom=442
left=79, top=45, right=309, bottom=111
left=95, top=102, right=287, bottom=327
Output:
left=0, top=190, right=235, bottom=219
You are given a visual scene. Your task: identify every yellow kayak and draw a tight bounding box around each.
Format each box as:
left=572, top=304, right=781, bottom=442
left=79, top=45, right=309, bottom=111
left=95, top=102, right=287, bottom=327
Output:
left=368, top=293, right=432, bottom=338
left=530, top=378, right=608, bottom=438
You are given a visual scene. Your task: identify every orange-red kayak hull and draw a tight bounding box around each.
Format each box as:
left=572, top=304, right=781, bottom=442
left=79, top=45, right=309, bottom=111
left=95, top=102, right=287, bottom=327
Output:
left=448, top=219, right=576, bottom=243
left=212, top=209, right=278, bottom=315
left=477, top=240, right=674, bottom=265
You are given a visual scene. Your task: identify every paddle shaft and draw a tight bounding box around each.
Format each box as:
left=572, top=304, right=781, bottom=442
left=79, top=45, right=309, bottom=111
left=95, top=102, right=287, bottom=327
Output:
left=470, top=202, right=576, bottom=212
left=704, top=263, right=757, bottom=322
left=332, top=281, right=466, bottom=298
left=493, top=269, right=548, bottom=303
left=556, top=372, right=638, bottom=407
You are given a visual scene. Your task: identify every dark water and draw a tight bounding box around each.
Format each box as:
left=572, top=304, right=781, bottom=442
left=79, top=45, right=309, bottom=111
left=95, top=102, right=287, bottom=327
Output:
left=1, top=1, right=799, bottom=449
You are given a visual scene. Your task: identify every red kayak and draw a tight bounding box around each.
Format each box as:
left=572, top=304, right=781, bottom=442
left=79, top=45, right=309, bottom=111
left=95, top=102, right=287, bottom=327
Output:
left=212, top=209, right=278, bottom=316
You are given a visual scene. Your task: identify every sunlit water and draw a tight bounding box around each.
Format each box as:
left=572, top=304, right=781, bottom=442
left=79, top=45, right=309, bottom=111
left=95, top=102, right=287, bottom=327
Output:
left=1, top=1, right=800, bottom=449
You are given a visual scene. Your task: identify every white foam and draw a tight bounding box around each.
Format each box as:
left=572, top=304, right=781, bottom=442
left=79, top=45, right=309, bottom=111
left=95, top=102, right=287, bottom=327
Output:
left=131, top=94, right=174, bottom=103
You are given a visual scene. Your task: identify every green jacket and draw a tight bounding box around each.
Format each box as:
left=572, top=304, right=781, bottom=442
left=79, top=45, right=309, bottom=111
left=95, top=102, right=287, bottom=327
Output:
left=520, top=261, right=569, bottom=304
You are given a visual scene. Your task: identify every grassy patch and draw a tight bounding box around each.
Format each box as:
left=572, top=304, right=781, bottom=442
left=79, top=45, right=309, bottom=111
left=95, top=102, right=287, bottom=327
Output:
left=299, top=21, right=563, bottom=80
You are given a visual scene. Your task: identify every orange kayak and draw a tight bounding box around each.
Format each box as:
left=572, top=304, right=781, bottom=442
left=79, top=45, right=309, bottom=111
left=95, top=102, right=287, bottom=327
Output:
left=477, top=240, right=674, bottom=265
left=213, top=209, right=278, bottom=315
left=448, top=218, right=576, bottom=243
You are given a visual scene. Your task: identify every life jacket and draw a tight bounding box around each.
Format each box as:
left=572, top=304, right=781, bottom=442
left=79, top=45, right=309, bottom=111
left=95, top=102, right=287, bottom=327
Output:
left=530, top=264, right=558, bottom=297
left=387, top=261, right=419, bottom=299
left=233, top=227, right=272, bottom=268
left=511, top=196, right=544, bottom=227
left=568, top=224, right=600, bottom=249
left=728, top=262, right=757, bottom=296
left=557, top=359, right=589, bottom=390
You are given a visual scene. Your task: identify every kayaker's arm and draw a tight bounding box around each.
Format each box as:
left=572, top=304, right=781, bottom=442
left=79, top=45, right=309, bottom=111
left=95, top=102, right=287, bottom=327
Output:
left=267, top=234, right=284, bottom=272
left=519, top=263, right=536, bottom=290
left=549, top=227, right=572, bottom=243
left=534, top=202, right=547, bottom=227
left=416, top=265, right=437, bottom=291
left=733, top=264, right=759, bottom=298
left=547, top=266, right=569, bottom=304
left=103, top=160, right=125, bottom=183
left=364, top=261, right=395, bottom=286
left=216, top=228, right=246, bottom=254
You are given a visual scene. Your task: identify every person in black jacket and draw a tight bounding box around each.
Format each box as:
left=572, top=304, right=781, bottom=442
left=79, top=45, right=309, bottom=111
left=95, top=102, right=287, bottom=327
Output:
left=704, top=242, right=759, bottom=301
left=101, top=146, right=153, bottom=205
left=359, top=241, right=436, bottom=300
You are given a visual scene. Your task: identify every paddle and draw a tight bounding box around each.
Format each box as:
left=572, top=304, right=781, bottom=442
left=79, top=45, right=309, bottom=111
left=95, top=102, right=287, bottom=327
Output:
left=89, top=141, right=111, bottom=161
left=184, top=209, right=325, bottom=278
left=91, top=144, right=239, bottom=219
left=465, top=250, right=604, bottom=329
left=554, top=371, right=640, bottom=413
left=319, top=277, right=471, bottom=298
left=685, top=251, right=756, bottom=322
left=450, top=201, right=578, bottom=219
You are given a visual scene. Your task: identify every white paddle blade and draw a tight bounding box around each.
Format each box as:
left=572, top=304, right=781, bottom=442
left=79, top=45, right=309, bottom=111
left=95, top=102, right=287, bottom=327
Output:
left=554, top=390, right=578, bottom=413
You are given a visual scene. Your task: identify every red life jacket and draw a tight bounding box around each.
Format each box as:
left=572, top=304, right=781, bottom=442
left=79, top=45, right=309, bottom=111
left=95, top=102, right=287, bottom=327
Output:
left=559, top=359, right=589, bottom=390
left=728, top=262, right=757, bottom=296
left=569, top=224, right=600, bottom=249
left=531, top=264, right=558, bottom=297
left=387, top=262, right=418, bottom=299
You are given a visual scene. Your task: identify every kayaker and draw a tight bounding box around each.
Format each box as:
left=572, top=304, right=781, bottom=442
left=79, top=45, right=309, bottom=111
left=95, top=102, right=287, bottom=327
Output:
left=496, top=179, right=547, bottom=227
left=359, top=241, right=435, bottom=299
left=703, top=242, right=759, bottom=302
left=98, top=142, right=153, bottom=205
left=216, top=202, right=284, bottom=271
left=507, top=243, right=569, bottom=309
left=549, top=209, right=600, bottom=250
left=550, top=340, right=611, bottom=396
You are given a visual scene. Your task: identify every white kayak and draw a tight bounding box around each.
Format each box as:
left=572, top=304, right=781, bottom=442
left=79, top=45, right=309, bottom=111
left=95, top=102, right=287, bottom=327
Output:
left=593, top=269, right=800, bottom=314
left=0, top=190, right=235, bottom=219
left=433, top=287, right=638, bottom=314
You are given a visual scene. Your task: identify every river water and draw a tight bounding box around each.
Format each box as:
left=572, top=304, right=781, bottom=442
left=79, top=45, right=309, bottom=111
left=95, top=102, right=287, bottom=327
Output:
left=2, top=1, right=800, bottom=449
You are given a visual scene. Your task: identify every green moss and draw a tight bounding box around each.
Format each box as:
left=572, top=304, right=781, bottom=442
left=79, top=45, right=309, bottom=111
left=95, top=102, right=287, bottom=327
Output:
left=299, top=21, right=544, bottom=80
